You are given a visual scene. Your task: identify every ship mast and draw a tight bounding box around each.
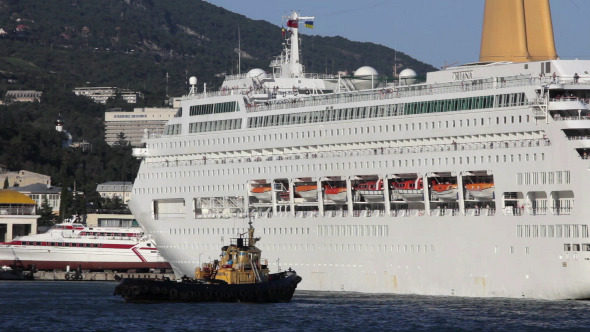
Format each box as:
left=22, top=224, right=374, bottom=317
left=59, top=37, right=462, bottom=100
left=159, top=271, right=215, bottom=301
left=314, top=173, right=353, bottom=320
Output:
left=281, top=11, right=314, bottom=78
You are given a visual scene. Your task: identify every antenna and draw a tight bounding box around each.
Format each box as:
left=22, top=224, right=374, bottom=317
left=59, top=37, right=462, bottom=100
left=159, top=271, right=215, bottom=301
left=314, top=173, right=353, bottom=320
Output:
left=394, top=49, right=397, bottom=79
left=238, top=24, right=241, bottom=75
left=165, top=72, right=169, bottom=98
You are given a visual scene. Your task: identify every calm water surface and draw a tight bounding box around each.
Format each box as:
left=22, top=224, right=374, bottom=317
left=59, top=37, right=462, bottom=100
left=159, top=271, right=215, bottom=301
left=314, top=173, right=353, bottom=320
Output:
left=2, top=281, right=590, bottom=331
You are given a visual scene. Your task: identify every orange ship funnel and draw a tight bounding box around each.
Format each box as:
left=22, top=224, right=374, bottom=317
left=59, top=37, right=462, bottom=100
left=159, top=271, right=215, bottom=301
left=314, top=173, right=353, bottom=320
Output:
left=479, top=0, right=558, bottom=62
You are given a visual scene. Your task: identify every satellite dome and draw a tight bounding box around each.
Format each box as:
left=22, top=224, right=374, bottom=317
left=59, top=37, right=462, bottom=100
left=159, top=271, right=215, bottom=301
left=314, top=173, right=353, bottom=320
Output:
left=189, top=76, right=197, bottom=85
left=399, top=68, right=417, bottom=85
left=354, top=66, right=378, bottom=77
left=247, top=68, right=266, bottom=78
left=352, top=66, right=379, bottom=90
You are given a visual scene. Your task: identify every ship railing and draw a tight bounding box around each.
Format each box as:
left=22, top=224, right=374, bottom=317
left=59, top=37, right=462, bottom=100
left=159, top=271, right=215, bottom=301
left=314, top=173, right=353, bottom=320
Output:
left=147, top=138, right=551, bottom=169
left=550, top=207, right=572, bottom=215
left=155, top=213, right=185, bottom=220
left=549, top=96, right=589, bottom=104
left=553, top=115, right=590, bottom=121
left=391, top=209, right=422, bottom=217
left=528, top=208, right=548, bottom=215
left=246, top=74, right=542, bottom=113
left=0, top=206, right=36, bottom=215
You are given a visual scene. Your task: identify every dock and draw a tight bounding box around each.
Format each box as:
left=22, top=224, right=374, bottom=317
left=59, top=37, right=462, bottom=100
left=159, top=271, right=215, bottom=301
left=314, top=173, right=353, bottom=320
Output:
left=33, top=270, right=176, bottom=281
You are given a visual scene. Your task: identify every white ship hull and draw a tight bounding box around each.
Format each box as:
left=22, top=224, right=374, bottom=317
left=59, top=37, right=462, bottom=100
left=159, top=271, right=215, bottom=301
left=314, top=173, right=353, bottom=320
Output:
left=129, top=208, right=590, bottom=299
left=0, top=246, right=168, bottom=271
left=0, top=224, right=169, bottom=271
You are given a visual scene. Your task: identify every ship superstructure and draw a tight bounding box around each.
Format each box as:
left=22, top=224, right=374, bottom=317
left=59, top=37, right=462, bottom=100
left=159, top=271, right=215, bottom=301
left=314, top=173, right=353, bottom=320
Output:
left=129, top=5, right=590, bottom=299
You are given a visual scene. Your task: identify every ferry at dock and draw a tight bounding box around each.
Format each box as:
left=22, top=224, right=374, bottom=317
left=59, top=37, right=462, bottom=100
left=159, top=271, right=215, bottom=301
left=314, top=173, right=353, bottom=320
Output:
left=129, top=2, right=590, bottom=299
left=0, top=223, right=170, bottom=271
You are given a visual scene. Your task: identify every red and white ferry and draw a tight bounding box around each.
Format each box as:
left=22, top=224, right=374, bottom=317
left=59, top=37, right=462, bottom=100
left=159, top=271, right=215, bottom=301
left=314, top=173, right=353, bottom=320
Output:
left=0, top=223, right=170, bottom=271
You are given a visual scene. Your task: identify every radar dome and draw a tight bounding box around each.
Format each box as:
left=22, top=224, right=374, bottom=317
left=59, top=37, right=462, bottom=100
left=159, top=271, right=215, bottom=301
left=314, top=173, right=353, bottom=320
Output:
left=247, top=68, right=266, bottom=78
left=189, top=76, right=197, bottom=85
left=354, top=66, right=378, bottom=77
left=352, top=66, right=379, bottom=90
left=399, top=68, right=417, bottom=85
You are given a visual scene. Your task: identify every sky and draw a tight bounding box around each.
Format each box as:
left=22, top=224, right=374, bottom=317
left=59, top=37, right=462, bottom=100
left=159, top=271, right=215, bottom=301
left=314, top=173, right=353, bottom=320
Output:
left=206, top=0, right=590, bottom=69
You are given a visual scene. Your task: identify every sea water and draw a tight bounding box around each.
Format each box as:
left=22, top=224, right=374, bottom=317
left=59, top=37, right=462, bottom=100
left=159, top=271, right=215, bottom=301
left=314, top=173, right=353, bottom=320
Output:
left=2, top=281, right=590, bottom=331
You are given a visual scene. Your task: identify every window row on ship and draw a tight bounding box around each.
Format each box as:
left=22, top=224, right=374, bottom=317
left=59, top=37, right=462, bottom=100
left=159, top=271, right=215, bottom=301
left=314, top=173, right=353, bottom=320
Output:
left=516, top=224, right=589, bottom=238
left=148, top=128, right=543, bottom=172
left=162, top=223, right=590, bottom=241
left=156, top=114, right=535, bottom=155
left=161, top=241, right=439, bottom=258
left=162, top=92, right=528, bottom=135
left=137, top=150, right=548, bottom=185
left=247, top=93, right=525, bottom=130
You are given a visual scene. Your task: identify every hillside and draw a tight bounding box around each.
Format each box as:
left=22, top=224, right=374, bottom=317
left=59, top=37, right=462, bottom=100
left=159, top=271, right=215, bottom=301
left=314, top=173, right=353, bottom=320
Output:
left=0, top=0, right=435, bottom=99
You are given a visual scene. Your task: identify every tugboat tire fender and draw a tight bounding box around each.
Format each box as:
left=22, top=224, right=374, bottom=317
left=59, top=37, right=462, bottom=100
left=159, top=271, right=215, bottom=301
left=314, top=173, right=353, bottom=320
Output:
left=152, top=286, right=160, bottom=294
left=169, top=288, right=178, bottom=299
left=122, top=286, right=131, bottom=297
left=131, top=286, right=142, bottom=295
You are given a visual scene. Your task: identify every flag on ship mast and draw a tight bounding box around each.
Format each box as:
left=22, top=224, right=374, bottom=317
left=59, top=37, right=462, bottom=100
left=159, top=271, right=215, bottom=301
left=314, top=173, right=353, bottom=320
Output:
left=286, top=20, right=298, bottom=28
left=304, top=20, right=314, bottom=28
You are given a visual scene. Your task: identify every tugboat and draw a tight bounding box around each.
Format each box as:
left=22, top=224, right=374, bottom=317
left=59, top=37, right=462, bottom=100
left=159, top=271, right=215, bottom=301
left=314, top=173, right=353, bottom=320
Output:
left=0, top=259, right=35, bottom=280
left=114, top=221, right=302, bottom=303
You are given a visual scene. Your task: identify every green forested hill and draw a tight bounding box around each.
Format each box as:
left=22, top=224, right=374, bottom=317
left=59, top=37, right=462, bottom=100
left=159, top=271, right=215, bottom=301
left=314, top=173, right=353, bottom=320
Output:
left=0, top=0, right=434, bottom=97
left=0, top=0, right=435, bottom=219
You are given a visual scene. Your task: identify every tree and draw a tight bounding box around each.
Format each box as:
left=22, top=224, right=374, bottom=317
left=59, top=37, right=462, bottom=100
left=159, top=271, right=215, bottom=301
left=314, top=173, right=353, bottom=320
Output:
left=59, top=184, right=74, bottom=222
left=114, top=132, right=129, bottom=147
left=37, top=195, right=56, bottom=226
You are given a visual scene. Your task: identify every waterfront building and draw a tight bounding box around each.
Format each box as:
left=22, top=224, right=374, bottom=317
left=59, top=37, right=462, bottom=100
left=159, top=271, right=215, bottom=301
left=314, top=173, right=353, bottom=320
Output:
left=0, top=189, right=38, bottom=242
left=12, top=183, right=62, bottom=214
left=96, top=181, right=133, bottom=205
left=0, top=166, right=50, bottom=188
left=86, top=212, right=138, bottom=228
left=104, top=107, right=177, bottom=147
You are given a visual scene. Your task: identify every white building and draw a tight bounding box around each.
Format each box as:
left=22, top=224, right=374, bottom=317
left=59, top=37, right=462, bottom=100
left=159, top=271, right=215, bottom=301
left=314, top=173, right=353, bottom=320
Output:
left=104, top=107, right=178, bottom=147
left=0, top=189, right=39, bottom=242
left=73, top=87, right=144, bottom=104
left=86, top=212, right=138, bottom=228
left=0, top=167, right=51, bottom=188
left=4, top=90, right=42, bottom=103
left=13, top=183, right=62, bottom=214
left=96, top=181, right=133, bottom=205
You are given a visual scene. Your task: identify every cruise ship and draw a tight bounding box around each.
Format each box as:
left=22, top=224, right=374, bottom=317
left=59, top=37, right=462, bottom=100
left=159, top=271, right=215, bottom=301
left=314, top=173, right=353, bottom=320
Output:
left=129, top=1, right=590, bottom=299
